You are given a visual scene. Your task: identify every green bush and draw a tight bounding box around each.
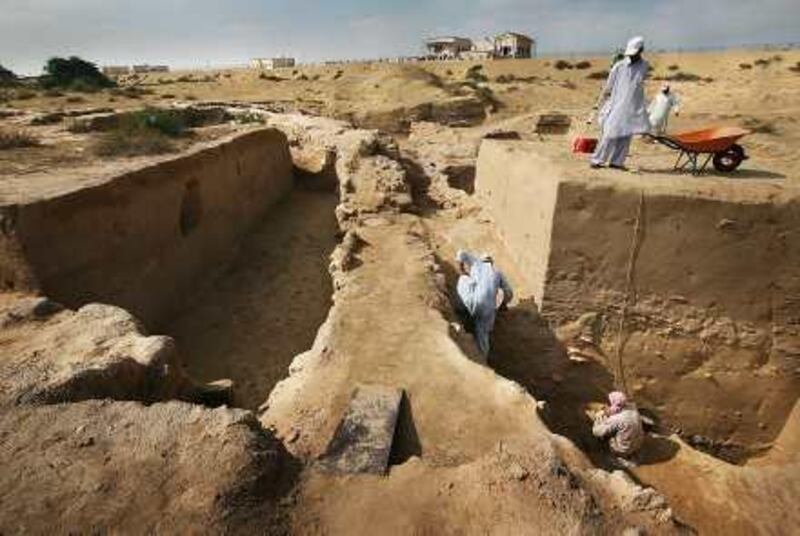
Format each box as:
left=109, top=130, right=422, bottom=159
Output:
left=41, top=56, right=115, bottom=90
left=95, top=108, right=185, bottom=157
left=0, top=64, right=17, bottom=86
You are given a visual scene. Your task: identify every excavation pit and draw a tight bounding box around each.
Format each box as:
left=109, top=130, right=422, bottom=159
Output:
left=0, top=126, right=343, bottom=411
left=475, top=139, right=800, bottom=464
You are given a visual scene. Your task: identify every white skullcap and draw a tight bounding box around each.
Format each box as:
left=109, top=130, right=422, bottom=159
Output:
left=624, top=36, right=644, bottom=56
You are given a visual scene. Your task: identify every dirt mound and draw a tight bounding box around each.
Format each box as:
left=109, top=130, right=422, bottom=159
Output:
left=0, top=400, right=296, bottom=533
left=0, top=298, right=200, bottom=407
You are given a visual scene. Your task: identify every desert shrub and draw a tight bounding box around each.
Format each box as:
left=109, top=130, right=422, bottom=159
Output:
left=160, top=93, right=176, bottom=99
left=655, top=71, right=703, bottom=82
left=668, top=64, right=680, bottom=71
left=771, top=55, right=783, bottom=62
left=789, top=62, right=800, bottom=73
left=109, top=86, right=154, bottom=99
left=0, top=128, right=39, bottom=149
left=742, top=117, right=778, bottom=135
left=739, top=63, right=753, bottom=70
left=465, top=65, right=488, bottom=83
left=13, top=89, right=37, bottom=100
left=43, top=89, right=65, bottom=97
left=587, top=70, right=609, bottom=80
left=574, top=61, right=592, bottom=70
left=754, top=58, right=770, bottom=67
left=66, top=95, right=86, bottom=103
left=236, top=112, right=265, bottom=124
left=158, top=78, right=172, bottom=85
left=259, top=72, right=284, bottom=82
left=41, top=56, right=114, bottom=90
left=495, top=74, right=516, bottom=84
left=94, top=108, right=185, bottom=157
left=0, top=64, right=17, bottom=86
left=554, top=60, right=573, bottom=70
left=333, top=69, right=344, bottom=80
left=183, top=94, right=198, bottom=101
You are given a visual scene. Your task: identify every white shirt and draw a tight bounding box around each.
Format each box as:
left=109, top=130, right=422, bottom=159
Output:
left=648, top=92, right=681, bottom=134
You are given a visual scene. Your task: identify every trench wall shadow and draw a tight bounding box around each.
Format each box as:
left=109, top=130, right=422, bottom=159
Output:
left=638, top=166, right=786, bottom=180
left=435, top=256, right=680, bottom=468
left=389, top=391, right=423, bottom=466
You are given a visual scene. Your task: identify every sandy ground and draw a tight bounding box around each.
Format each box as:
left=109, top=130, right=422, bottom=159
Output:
left=166, top=188, right=338, bottom=410
left=1, top=46, right=798, bottom=533
left=3, top=47, right=799, bottom=180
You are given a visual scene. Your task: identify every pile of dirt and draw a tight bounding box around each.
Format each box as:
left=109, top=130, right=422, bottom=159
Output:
left=0, top=400, right=295, bottom=534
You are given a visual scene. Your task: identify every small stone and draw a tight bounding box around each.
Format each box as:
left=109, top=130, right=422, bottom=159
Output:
left=509, top=462, right=529, bottom=481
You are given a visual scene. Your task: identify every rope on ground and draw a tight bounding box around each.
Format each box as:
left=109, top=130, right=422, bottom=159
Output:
left=613, top=191, right=646, bottom=394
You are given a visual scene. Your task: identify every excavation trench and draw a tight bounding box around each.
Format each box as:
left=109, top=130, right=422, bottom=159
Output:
left=416, top=141, right=799, bottom=469
left=166, top=184, right=338, bottom=410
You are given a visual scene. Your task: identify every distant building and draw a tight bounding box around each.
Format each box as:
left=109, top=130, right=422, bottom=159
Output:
left=462, top=38, right=495, bottom=60
left=132, top=65, right=170, bottom=74
left=494, top=32, right=535, bottom=59
left=251, top=57, right=296, bottom=70
left=425, top=36, right=473, bottom=60
left=102, top=65, right=131, bottom=76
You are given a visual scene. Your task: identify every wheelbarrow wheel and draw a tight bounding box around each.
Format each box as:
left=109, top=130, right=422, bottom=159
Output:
left=713, top=144, right=745, bottom=172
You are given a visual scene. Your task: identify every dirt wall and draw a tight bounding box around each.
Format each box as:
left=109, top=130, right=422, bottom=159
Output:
left=476, top=140, right=800, bottom=456
left=0, top=129, right=293, bottom=327
left=475, top=141, right=559, bottom=304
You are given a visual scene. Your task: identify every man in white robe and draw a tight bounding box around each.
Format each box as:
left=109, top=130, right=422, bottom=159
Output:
left=590, top=36, right=651, bottom=170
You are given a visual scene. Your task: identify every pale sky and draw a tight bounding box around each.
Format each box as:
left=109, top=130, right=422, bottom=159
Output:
left=2, top=0, right=799, bottom=74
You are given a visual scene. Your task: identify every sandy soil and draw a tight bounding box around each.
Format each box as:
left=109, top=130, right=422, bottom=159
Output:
left=166, top=188, right=338, bottom=410
left=1, top=46, right=798, bottom=534
left=3, top=48, right=799, bottom=179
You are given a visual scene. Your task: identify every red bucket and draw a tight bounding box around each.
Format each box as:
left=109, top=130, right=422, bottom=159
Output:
left=572, top=136, right=597, bottom=154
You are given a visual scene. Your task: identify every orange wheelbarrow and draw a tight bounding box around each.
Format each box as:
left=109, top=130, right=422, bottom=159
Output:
left=647, top=127, right=751, bottom=174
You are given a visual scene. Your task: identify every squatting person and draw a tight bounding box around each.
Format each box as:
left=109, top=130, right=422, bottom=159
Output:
left=455, top=250, right=513, bottom=357
left=592, top=391, right=645, bottom=465
left=590, top=36, right=651, bottom=170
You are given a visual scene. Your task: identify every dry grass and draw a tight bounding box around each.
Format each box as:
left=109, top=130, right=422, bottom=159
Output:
left=94, top=108, right=186, bottom=157
left=0, top=128, right=40, bottom=150
left=587, top=70, right=609, bottom=80
left=95, top=129, right=176, bottom=157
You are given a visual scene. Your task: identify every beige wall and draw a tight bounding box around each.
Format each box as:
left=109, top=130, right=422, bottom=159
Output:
left=476, top=139, right=800, bottom=450
left=0, top=128, right=293, bottom=327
